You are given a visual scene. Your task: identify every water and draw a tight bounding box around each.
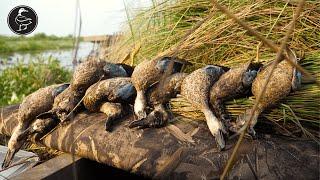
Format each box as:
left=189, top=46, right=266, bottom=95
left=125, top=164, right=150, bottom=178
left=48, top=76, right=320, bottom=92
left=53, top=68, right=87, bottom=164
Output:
left=0, top=42, right=96, bottom=70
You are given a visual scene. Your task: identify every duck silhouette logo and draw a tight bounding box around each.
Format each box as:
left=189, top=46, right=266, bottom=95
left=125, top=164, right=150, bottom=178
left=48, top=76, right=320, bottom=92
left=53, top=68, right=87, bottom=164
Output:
left=7, top=5, right=38, bottom=35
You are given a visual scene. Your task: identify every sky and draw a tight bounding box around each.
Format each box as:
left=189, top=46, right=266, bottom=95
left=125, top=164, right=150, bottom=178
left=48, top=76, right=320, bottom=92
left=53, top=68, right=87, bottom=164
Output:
left=0, top=0, right=151, bottom=36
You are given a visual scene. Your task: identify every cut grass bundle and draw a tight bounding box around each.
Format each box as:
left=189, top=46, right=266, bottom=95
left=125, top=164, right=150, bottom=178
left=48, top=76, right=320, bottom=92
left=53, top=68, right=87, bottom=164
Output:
left=107, top=0, right=319, bottom=138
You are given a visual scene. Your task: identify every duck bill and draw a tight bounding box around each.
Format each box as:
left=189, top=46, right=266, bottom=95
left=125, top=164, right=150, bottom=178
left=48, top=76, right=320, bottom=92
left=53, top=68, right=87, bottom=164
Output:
left=2, top=149, right=17, bottom=169
left=128, top=118, right=148, bottom=129
left=105, top=117, right=115, bottom=132
left=36, top=111, right=54, bottom=119
left=17, top=127, right=32, bottom=141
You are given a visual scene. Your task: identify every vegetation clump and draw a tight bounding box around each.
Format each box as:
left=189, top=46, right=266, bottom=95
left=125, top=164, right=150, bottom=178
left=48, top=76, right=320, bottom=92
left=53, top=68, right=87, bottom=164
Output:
left=0, top=57, right=71, bottom=106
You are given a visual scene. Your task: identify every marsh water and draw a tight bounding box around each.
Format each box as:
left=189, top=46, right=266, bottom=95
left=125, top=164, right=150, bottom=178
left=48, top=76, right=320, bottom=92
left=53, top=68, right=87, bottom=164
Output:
left=0, top=42, right=95, bottom=70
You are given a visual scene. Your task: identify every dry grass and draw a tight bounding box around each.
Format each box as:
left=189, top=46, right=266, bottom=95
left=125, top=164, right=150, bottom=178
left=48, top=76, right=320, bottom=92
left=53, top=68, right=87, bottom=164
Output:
left=26, top=143, right=63, bottom=162
left=106, top=0, right=320, bottom=139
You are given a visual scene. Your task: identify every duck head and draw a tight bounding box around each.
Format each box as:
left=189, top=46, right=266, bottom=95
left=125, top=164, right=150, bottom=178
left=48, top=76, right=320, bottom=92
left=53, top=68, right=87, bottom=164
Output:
left=242, top=62, right=262, bottom=88
left=242, top=70, right=258, bottom=87
left=204, top=65, right=226, bottom=78
left=103, top=62, right=129, bottom=78
left=18, top=8, right=28, bottom=15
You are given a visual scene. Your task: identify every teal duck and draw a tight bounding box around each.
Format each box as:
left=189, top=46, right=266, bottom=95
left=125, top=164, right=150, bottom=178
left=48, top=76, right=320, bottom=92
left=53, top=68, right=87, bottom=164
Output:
left=210, top=62, right=262, bottom=128
left=2, top=83, right=69, bottom=169
left=38, top=60, right=133, bottom=122
left=129, top=73, right=188, bottom=128
left=234, top=48, right=301, bottom=136
left=83, top=77, right=136, bottom=131
left=131, top=57, right=191, bottom=120
left=181, top=65, right=226, bottom=150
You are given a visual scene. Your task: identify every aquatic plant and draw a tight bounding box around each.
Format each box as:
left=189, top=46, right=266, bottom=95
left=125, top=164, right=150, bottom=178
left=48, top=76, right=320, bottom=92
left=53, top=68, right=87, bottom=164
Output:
left=0, top=57, right=71, bottom=106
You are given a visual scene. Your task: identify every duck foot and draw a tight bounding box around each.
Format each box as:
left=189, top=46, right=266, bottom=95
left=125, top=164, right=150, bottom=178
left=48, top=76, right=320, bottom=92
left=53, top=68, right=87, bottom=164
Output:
left=105, top=117, right=115, bottom=132
left=129, top=111, right=167, bottom=129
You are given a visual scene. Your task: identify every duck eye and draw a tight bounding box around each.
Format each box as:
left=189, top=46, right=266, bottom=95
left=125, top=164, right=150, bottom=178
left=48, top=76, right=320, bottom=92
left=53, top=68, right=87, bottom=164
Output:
left=78, top=87, right=84, bottom=93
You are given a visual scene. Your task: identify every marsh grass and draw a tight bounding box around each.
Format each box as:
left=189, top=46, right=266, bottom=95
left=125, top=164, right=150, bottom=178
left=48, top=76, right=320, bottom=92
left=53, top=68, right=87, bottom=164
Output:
left=107, top=0, right=320, bottom=138
left=0, top=57, right=71, bottom=106
left=0, top=33, right=74, bottom=54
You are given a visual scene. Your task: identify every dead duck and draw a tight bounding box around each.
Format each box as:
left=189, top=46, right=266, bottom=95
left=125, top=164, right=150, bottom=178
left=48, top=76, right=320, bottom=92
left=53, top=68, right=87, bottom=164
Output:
left=210, top=62, right=262, bottom=129
left=70, top=60, right=131, bottom=96
left=83, top=77, right=136, bottom=131
left=2, top=83, right=69, bottom=169
left=181, top=65, right=226, bottom=150
left=129, top=73, right=188, bottom=128
left=38, top=60, right=133, bottom=122
left=132, top=56, right=191, bottom=120
left=234, top=48, right=301, bottom=136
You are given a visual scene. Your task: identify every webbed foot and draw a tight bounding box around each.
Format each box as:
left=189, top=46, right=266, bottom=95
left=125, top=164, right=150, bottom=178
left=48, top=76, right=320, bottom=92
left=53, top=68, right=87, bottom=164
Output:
left=129, top=110, right=168, bottom=129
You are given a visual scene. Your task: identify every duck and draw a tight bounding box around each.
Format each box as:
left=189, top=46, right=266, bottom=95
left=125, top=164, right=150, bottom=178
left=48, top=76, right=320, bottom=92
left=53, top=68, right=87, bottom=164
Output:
left=209, top=61, right=262, bottom=129
left=2, top=83, right=69, bottom=169
left=83, top=77, right=136, bottom=131
left=37, top=60, right=133, bottom=123
left=15, top=8, right=32, bottom=32
left=234, top=48, right=301, bottom=137
left=181, top=65, right=226, bottom=150
left=129, top=73, right=188, bottom=128
left=131, top=56, right=191, bottom=120
left=70, top=60, right=131, bottom=96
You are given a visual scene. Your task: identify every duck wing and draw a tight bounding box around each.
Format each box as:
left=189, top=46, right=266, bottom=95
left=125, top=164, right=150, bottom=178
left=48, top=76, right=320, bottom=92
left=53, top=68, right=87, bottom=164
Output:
left=16, top=15, right=32, bottom=23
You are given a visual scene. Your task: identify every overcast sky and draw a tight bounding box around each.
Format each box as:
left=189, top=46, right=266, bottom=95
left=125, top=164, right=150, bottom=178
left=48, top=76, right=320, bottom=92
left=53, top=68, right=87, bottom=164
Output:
left=0, top=0, right=151, bottom=36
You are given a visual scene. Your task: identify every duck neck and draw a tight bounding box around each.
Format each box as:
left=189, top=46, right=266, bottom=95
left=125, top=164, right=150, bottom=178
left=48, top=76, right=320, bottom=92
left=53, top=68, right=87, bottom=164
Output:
left=203, top=108, right=222, bottom=136
left=134, top=91, right=147, bottom=118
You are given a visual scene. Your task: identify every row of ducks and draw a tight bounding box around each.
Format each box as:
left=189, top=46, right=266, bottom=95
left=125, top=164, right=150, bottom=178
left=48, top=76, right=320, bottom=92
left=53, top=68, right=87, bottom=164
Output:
left=2, top=49, right=301, bottom=168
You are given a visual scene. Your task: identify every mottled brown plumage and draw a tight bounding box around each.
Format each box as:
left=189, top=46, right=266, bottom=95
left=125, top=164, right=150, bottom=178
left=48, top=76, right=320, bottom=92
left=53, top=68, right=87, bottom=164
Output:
left=2, top=83, right=69, bottom=169
left=181, top=65, right=226, bottom=150
left=84, top=77, right=135, bottom=112
left=130, top=73, right=188, bottom=128
left=71, top=60, right=108, bottom=95
left=39, top=60, right=132, bottom=122
left=49, top=86, right=82, bottom=121
left=210, top=62, right=262, bottom=127
left=147, top=73, right=188, bottom=106
left=132, top=57, right=191, bottom=119
left=235, top=49, right=301, bottom=136
left=83, top=77, right=136, bottom=131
